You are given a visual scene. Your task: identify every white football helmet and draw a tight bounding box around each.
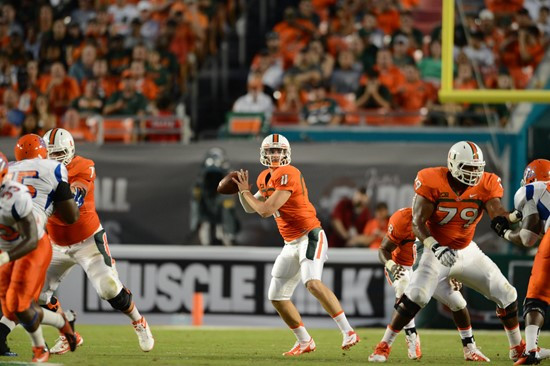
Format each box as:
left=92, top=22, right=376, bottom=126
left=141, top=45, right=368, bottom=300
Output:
left=43, top=128, right=75, bottom=165
left=260, top=134, right=291, bottom=167
left=447, top=141, right=486, bottom=186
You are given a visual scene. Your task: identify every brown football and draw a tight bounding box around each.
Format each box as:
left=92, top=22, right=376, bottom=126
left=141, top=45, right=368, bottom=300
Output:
left=217, top=171, right=240, bottom=195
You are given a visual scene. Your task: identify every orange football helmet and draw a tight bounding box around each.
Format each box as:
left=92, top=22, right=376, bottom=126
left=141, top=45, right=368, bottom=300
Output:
left=522, top=159, right=550, bottom=186
left=14, top=134, right=48, bottom=161
left=0, top=152, right=7, bottom=182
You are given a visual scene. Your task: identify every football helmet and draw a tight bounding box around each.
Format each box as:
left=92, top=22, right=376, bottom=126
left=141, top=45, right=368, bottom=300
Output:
left=14, top=134, right=48, bottom=161
left=43, top=128, right=75, bottom=165
left=447, top=141, right=486, bottom=186
left=522, top=159, right=550, bottom=186
left=260, top=134, right=291, bottom=167
left=0, top=152, right=7, bottom=182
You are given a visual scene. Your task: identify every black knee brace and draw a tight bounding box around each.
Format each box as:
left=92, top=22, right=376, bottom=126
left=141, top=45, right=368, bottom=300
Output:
left=395, top=295, right=422, bottom=319
left=107, top=288, right=132, bottom=311
left=523, top=298, right=548, bottom=319
left=496, top=301, right=518, bottom=320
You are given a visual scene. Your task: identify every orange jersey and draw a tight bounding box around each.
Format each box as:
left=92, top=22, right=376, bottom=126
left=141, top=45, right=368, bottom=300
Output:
left=386, top=207, right=416, bottom=266
left=47, top=155, right=100, bottom=246
left=257, top=165, right=320, bottom=242
left=414, top=167, right=503, bottom=249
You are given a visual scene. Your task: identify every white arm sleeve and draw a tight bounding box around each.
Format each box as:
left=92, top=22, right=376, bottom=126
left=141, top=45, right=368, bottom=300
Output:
left=239, top=191, right=263, bottom=214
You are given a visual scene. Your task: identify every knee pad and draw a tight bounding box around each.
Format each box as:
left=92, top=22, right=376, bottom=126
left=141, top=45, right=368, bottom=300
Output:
left=406, top=286, right=430, bottom=308
left=98, top=276, right=122, bottom=300
left=395, top=295, right=422, bottom=318
left=523, top=298, right=548, bottom=319
left=107, top=288, right=132, bottom=311
left=496, top=300, right=518, bottom=320
left=446, top=292, right=467, bottom=312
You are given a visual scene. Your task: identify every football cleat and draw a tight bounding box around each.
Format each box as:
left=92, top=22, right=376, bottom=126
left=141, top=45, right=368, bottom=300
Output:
left=369, top=341, right=391, bottom=362
left=0, top=336, right=17, bottom=357
left=283, top=338, right=316, bottom=356
left=59, top=312, right=77, bottom=352
left=463, top=343, right=490, bottom=362
left=405, top=332, right=422, bottom=360
left=511, top=340, right=527, bottom=361
left=342, top=330, right=360, bottom=350
left=50, top=332, right=84, bottom=355
left=31, top=345, right=49, bottom=363
left=514, top=350, right=541, bottom=365
left=133, top=316, right=154, bottom=352
left=537, top=347, right=550, bottom=359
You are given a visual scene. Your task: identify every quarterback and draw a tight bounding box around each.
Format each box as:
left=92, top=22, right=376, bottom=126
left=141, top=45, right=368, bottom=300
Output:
left=233, top=133, right=359, bottom=355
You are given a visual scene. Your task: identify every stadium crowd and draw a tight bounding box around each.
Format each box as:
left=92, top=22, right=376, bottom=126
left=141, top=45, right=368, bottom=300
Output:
left=239, top=0, right=550, bottom=127
left=0, top=0, right=236, bottom=141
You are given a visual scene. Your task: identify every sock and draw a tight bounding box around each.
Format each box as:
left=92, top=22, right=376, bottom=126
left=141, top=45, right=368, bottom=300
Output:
left=27, top=326, right=45, bottom=348
left=458, top=326, right=475, bottom=346
left=504, top=324, right=522, bottom=347
left=124, top=302, right=142, bottom=322
left=404, top=318, right=416, bottom=333
left=290, top=322, right=311, bottom=343
left=525, top=325, right=540, bottom=352
left=382, top=325, right=400, bottom=347
left=0, top=317, right=16, bottom=332
left=404, top=327, right=417, bottom=336
left=332, top=310, right=353, bottom=334
left=41, top=309, right=65, bottom=329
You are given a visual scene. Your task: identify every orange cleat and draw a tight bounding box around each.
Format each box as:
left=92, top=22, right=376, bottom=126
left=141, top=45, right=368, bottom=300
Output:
left=31, top=345, right=49, bottom=363
left=282, top=338, right=316, bottom=356
left=369, top=341, right=392, bottom=362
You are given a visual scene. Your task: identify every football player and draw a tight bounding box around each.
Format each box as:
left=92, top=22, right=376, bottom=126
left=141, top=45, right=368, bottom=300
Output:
left=0, top=147, right=77, bottom=363
left=492, top=159, right=550, bottom=365
left=381, top=207, right=489, bottom=361
left=39, top=128, right=153, bottom=354
left=232, top=134, right=359, bottom=355
left=369, top=141, right=525, bottom=363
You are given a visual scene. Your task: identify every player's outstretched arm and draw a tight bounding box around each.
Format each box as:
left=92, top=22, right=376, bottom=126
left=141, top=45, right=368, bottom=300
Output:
left=1, top=213, right=38, bottom=264
left=492, top=202, right=541, bottom=248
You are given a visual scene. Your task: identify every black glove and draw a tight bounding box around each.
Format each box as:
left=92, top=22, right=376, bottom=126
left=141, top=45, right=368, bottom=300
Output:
left=491, top=216, right=509, bottom=237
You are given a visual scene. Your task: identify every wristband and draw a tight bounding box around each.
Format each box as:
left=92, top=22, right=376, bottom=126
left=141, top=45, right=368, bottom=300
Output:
left=509, top=210, right=522, bottom=223
left=503, top=230, right=512, bottom=241
left=0, top=251, right=10, bottom=266
left=423, top=236, right=438, bottom=249
left=385, top=259, right=396, bottom=271
left=239, top=190, right=250, bottom=195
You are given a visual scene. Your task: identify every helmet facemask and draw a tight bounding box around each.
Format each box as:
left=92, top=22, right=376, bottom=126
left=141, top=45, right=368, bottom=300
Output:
left=260, top=147, right=291, bottom=167
left=449, top=160, right=485, bottom=186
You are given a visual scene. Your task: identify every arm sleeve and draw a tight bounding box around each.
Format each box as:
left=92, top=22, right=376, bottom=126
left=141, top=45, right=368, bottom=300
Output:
left=53, top=181, right=74, bottom=202
left=12, top=191, right=33, bottom=221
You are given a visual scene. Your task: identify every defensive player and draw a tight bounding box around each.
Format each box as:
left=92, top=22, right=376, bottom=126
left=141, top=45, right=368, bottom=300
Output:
left=492, top=159, right=550, bottom=365
left=233, top=133, right=359, bottom=355
left=0, top=150, right=77, bottom=362
left=40, top=128, right=154, bottom=354
left=369, top=141, right=525, bottom=363
left=381, top=207, right=489, bottom=361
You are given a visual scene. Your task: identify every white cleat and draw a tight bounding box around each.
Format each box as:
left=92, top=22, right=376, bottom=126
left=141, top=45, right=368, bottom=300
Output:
left=537, top=347, right=550, bottom=360
left=50, top=332, right=84, bottom=355
left=132, top=316, right=154, bottom=352
left=463, top=343, right=490, bottom=362
left=511, top=340, right=526, bottom=361
left=369, top=341, right=391, bottom=362
left=405, top=332, right=422, bottom=360
left=283, top=338, right=316, bottom=356
left=342, top=330, right=360, bottom=350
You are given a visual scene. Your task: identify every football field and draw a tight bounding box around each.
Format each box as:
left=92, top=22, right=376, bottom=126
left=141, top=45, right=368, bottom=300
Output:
left=2, top=325, right=549, bottom=365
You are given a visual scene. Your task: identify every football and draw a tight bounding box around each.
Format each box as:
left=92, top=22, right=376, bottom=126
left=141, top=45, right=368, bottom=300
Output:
left=217, top=171, right=240, bottom=195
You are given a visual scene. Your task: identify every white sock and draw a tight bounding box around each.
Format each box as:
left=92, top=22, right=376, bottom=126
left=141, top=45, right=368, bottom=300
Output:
left=27, top=326, right=45, bottom=347
left=332, top=311, right=353, bottom=334
left=458, top=326, right=473, bottom=339
left=525, top=325, right=540, bottom=352
left=124, top=302, right=142, bottom=322
left=291, top=323, right=311, bottom=343
left=505, top=324, right=522, bottom=347
left=0, top=316, right=16, bottom=331
left=41, top=309, right=65, bottom=329
left=382, top=326, right=400, bottom=346
left=404, top=318, right=416, bottom=331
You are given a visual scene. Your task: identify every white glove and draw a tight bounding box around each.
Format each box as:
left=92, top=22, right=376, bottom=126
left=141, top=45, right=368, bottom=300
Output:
left=385, top=260, right=405, bottom=280
left=394, top=270, right=410, bottom=298
left=0, top=251, right=9, bottom=266
left=449, top=277, right=462, bottom=291
left=431, top=243, right=457, bottom=267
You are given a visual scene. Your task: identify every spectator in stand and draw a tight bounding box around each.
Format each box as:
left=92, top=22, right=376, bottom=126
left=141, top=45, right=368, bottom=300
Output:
left=264, top=32, right=285, bottom=70
left=104, top=69, right=148, bottom=116
left=34, top=94, right=57, bottom=132
left=330, top=49, right=362, bottom=94
left=418, top=39, right=442, bottom=87
left=359, top=12, right=384, bottom=49
left=329, top=186, right=371, bottom=248
left=454, top=62, right=478, bottom=90
left=23, top=23, right=41, bottom=61
left=537, top=6, right=550, bottom=37
left=69, top=44, right=97, bottom=85
left=374, top=48, right=405, bottom=94
left=486, top=0, right=524, bottom=17
left=500, top=25, right=544, bottom=88
left=348, top=202, right=389, bottom=249
left=300, top=82, right=343, bottom=125
left=142, top=96, right=181, bottom=142
left=38, top=18, right=68, bottom=73
left=60, top=108, right=96, bottom=142
left=39, top=62, right=81, bottom=117
left=277, top=78, right=308, bottom=112
left=391, top=35, right=415, bottom=69
left=308, top=38, right=334, bottom=81
left=107, top=34, right=131, bottom=75
left=6, top=30, right=31, bottom=69
left=88, top=58, right=116, bottom=99
left=273, top=7, right=316, bottom=70
left=129, top=60, right=159, bottom=101
left=108, top=0, right=139, bottom=33
left=70, top=79, right=104, bottom=117
left=516, top=7, right=534, bottom=28
left=391, top=10, right=423, bottom=50
left=297, top=0, right=320, bottom=28
left=124, top=18, right=143, bottom=50
left=394, top=63, right=435, bottom=124
left=371, top=0, right=400, bottom=35
left=71, top=0, right=97, bottom=32
left=146, top=49, right=170, bottom=95
left=232, top=75, right=274, bottom=120
left=38, top=4, right=53, bottom=39
left=0, top=53, right=14, bottom=94
left=355, top=69, right=392, bottom=111
left=283, top=48, right=322, bottom=89
left=2, top=4, right=23, bottom=38
left=250, top=49, right=283, bottom=96
left=478, top=9, right=504, bottom=52
left=21, top=113, right=42, bottom=136
left=0, top=107, right=19, bottom=137
left=17, top=60, right=40, bottom=114
left=3, top=89, right=25, bottom=128
left=463, top=31, right=495, bottom=68
left=326, top=4, right=356, bottom=56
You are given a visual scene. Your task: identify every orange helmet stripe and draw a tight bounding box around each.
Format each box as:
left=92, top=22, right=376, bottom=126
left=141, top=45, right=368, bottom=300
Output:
left=49, top=128, right=59, bottom=145
left=467, top=141, right=479, bottom=159
left=273, top=134, right=279, bottom=143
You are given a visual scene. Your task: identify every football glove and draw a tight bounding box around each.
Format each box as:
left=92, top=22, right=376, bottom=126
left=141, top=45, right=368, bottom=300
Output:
left=385, top=260, right=406, bottom=281
left=73, top=187, right=86, bottom=208
left=508, top=209, right=523, bottom=223
left=449, top=277, right=463, bottom=291
left=431, top=243, right=457, bottom=267
left=491, top=216, right=509, bottom=237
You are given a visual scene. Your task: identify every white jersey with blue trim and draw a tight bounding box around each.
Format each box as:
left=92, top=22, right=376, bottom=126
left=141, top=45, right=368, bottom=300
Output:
left=0, top=180, right=44, bottom=250
left=514, top=181, right=550, bottom=234
left=7, top=158, right=68, bottom=225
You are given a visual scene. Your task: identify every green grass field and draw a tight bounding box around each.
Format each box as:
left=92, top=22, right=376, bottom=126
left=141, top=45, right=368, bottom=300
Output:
left=1, top=326, right=548, bottom=365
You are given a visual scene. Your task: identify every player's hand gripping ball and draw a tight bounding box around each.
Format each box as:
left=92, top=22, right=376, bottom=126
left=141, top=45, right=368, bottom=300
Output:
left=217, top=171, right=240, bottom=195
